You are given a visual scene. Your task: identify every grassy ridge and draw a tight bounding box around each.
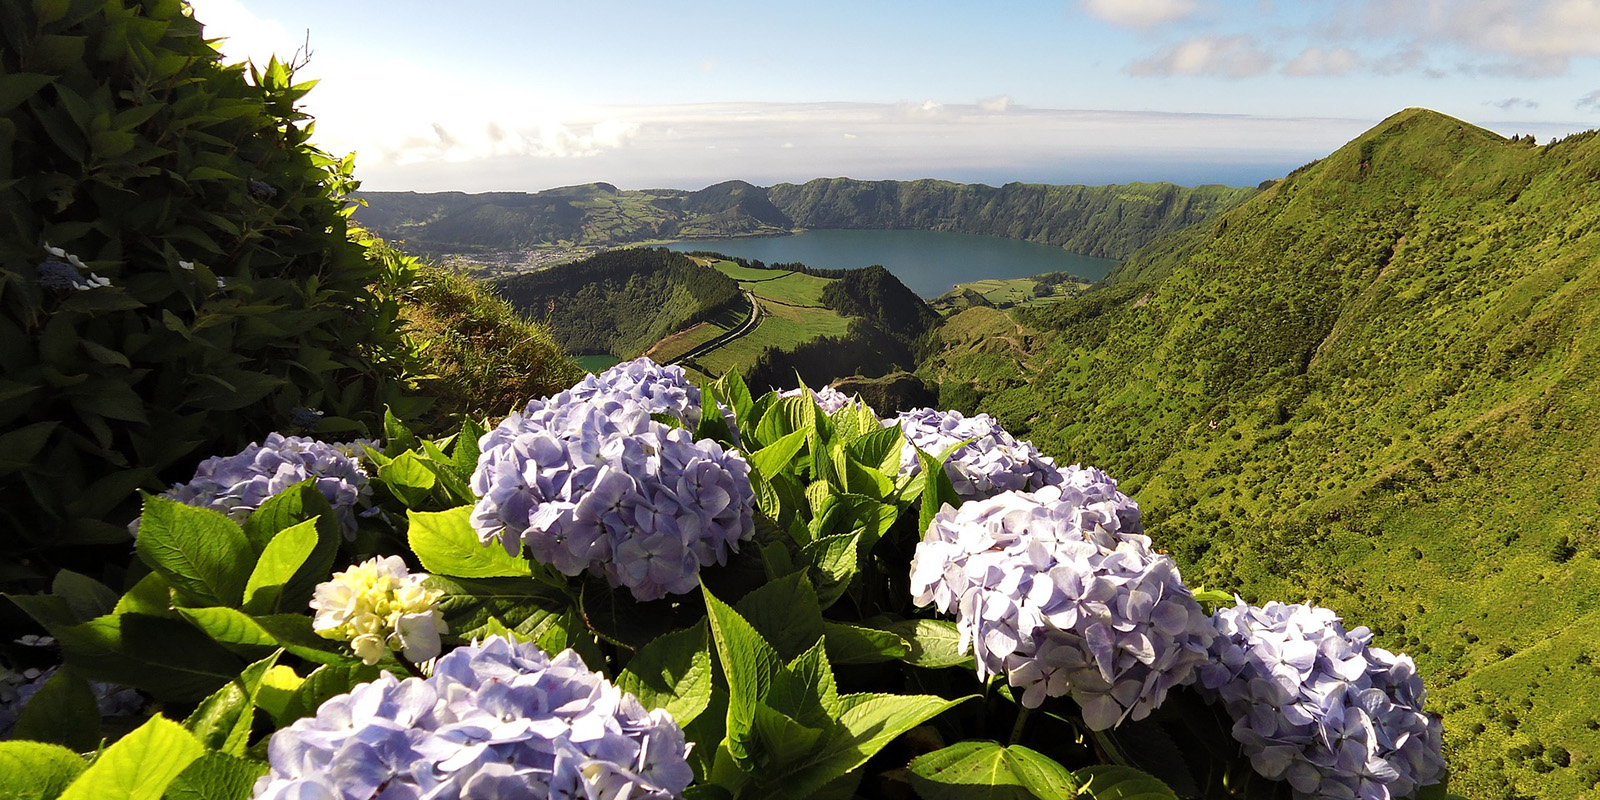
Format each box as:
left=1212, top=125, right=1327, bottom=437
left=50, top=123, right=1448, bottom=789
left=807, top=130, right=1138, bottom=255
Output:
left=356, top=178, right=1254, bottom=260
left=491, top=249, right=741, bottom=359
left=691, top=260, right=852, bottom=376
left=920, top=109, right=1600, bottom=798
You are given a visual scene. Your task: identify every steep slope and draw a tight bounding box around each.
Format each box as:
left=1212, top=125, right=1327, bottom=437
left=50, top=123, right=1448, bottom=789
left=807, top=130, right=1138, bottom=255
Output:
left=492, top=248, right=742, bottom=358
left=355, top=179, right=1253, bottom=260
left=765, top=178, right=1253, bottom=258
left=921, top=109, right=1600, bottom=799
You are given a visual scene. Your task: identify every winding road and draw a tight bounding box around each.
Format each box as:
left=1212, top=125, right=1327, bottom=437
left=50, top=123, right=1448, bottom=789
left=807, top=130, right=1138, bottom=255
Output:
left=669, top=290, right=762, bottom=366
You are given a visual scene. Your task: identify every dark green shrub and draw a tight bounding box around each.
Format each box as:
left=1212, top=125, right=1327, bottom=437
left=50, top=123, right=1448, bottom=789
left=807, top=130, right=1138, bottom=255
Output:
left=0, top=0, right=420, bottom=579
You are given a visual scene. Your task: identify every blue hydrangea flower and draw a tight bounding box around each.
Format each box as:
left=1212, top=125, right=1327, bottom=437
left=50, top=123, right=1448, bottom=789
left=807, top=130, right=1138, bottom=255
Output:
left=253, top=637, right=694, bottom=800
left=37, top=245, right=111, bottom=291
left=894, top=408, right=1062, bottom=501
left=910, top=483, right=1214, bottom=730
left=1198, top=601, right=1445, bottom=800
left=471, top=391, right=755, bottom=602
left=545, top=357, right=723, bottom=430
left=152, top=433, right=372, bottom=537
left=778, top=385, right=874, bottom=417
left=1, top=664, right=143, bottom=737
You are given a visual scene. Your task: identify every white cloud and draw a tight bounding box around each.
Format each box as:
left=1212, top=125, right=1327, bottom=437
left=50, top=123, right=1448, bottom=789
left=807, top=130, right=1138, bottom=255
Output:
left=978, top=94, right=1013, bottom=113
left=1127, top=35, right=1276, bottom=78
left=1486, top=97, right=1540, bottom=110
left=185, top=0, right=309, bottom=69
left=1358, top=0, right=1600, bottom=74
left=1577, top=89, right=1600, bottom=111
left=349, top=101, right=1374, bottom=193
left=1282, top=47, right=1362, bottom=76
left=1080, top=0, right=1196, bottom=28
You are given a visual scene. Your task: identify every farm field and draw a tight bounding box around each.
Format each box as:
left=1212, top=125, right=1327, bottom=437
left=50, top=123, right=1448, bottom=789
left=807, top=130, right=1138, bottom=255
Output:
left=681, top=259, right=852, bottom=376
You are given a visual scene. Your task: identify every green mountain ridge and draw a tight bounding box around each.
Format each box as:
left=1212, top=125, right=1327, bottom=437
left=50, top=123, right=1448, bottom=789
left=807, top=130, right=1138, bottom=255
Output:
left=354, top=178, right=1254, bottom=261
left=920, top=107, right=1600, bottom=798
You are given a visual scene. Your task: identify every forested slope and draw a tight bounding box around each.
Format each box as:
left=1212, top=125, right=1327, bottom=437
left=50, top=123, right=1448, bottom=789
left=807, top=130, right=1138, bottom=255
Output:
left=919, top=108, right=1600, bottom=799
left=492, top=248, right=741, bottom=358
left=356, top=178, right=1252, bottom=259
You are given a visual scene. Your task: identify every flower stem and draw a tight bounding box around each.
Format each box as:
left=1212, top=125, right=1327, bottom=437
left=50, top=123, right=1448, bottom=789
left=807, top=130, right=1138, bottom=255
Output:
left=1009, top=706, right=1031, bottom=745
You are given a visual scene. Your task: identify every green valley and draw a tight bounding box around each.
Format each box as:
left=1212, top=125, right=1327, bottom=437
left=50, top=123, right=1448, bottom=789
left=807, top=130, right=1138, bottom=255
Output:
left=921, top=108, right=1600, bottom=799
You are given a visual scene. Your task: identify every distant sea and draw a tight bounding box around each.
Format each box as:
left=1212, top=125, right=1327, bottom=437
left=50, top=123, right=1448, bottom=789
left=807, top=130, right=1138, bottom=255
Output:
left=664, top=229, right=1116, bottom=298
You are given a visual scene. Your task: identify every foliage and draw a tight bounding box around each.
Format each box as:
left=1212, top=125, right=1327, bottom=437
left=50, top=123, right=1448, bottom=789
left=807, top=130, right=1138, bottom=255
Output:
left=921, top=107, right=1600, bottom=798
left=386, top=238, right=585, bottom=424
left=0, top=0, right=421, bottom=582
left=492, top=247, right=741, bottom=358
left=2, top=358, right=1462, bottom=800
left=355, top=178, right=1255, bottom=261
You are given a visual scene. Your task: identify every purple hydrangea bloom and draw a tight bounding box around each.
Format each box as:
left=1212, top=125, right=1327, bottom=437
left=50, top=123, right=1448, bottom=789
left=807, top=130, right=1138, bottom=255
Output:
left=910, top=483, right=1215, bottom=730
left=153, top=433, right=371, bottom=537
left=471, top=391, right=755, bottom=602
left=777, top=385, right=875, bottom=417
left=1198, top=601, right=1445, bottom=800
left=544, top=358, right=732, bottom=434
left=253, top=637, right=694, bottom=800
left=894, top=408, right=1062, bottom=502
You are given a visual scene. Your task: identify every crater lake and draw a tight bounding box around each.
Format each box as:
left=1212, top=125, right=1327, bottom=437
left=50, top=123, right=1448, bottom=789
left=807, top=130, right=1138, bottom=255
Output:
left=663, top=229, right=1116, bottom=298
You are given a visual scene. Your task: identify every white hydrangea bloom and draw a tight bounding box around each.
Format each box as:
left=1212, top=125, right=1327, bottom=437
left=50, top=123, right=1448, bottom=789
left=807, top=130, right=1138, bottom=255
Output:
left=311, top=556, right=447, bottom=665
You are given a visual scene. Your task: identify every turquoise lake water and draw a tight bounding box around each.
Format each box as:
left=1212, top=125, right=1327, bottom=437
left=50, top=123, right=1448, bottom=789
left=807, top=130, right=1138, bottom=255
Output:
left=664, top=229, right=1116, bottom=298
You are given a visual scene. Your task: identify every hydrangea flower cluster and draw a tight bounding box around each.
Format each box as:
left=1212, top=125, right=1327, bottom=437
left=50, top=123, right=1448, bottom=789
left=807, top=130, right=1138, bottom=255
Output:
left=37, top=245, right=111, bottom=290
left=778, top=385, right=874, bottom=416
left=894, top=408, right=1063, bottom=501
left=910, top=483, right=1215, bottom=730
left=311, top=556, right=447, bottom=666
left=545, top=358, right=707, bottom=429
left=1198, top=601, right=1445, bottom=800
left=152, top=433, right=372, bottom=536
left=471, top=391, right=755, bottom=602
left=254, top=637, right=693, bottom=800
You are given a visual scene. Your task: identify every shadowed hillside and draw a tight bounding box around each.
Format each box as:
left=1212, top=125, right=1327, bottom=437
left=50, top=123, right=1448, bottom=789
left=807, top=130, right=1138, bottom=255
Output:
left=355, top=178, right=1254, bottom=260
left=920, top=108, right=1600, bottom=799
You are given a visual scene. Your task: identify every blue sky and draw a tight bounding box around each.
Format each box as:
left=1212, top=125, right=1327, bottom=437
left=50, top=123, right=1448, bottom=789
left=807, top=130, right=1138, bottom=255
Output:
left=188, top=0, right=1600, bottom=192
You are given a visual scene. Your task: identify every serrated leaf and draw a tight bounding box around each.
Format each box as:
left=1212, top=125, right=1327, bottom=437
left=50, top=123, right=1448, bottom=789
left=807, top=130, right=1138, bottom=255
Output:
left=162, top=752, right=268, bottom=800
left=847, top=423, right=903, bottom=476
left=12, top=667, right=99, bottom=751
left=802, top=533, right=859, bottom=610
left=765, top=692, right=970, bottom=800
left=1073, top=766, right=1179, bottom=800
left=378, top=451, right=436, bottom=509
left=427, top=575, right=574, bottom=647
left=240, top=483, right=339, bottom=609
left=0, top=740, right=84, bottom=800
left=253, top=665, right=304, bottom=723
left=701, top=585, right=783, bottom=766
left=184, top=652, right=280, bottom=756
left=733, top=573, right=825, bottom=661
left=748, top=429, right=807, bottom=478
left=616, top=621, right=713, bottom=727
left=821, top=621, right=908, bottom=664
left=241, top=519, right=317, bottom=614
left=45, top=613, right=245, bottom=702
left=909, top=740, right=1078, bottom=800
left=50, top=569, right=118, bottom=622
left=134, top=495, right=253, bottom=608
left=883, top=618, right=973, bottom=669
left=408, top=507, right=530, bottom=578
left=58, top=715, right=203, bottom=800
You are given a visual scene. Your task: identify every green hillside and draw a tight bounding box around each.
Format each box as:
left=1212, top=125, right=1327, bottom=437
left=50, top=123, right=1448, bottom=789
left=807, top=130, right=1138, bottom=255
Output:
left=492, top=248, right=742, bottom=358
left=920, top=108, right=1600, bottom=799
left=355, top=178, right=1253, bottom=260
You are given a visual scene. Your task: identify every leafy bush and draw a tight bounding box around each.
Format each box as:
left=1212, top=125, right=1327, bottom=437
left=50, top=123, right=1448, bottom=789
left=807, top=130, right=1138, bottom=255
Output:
left=0, top=0, right=420, bottom=576
left=1, top=360, right=1458, bottom=800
